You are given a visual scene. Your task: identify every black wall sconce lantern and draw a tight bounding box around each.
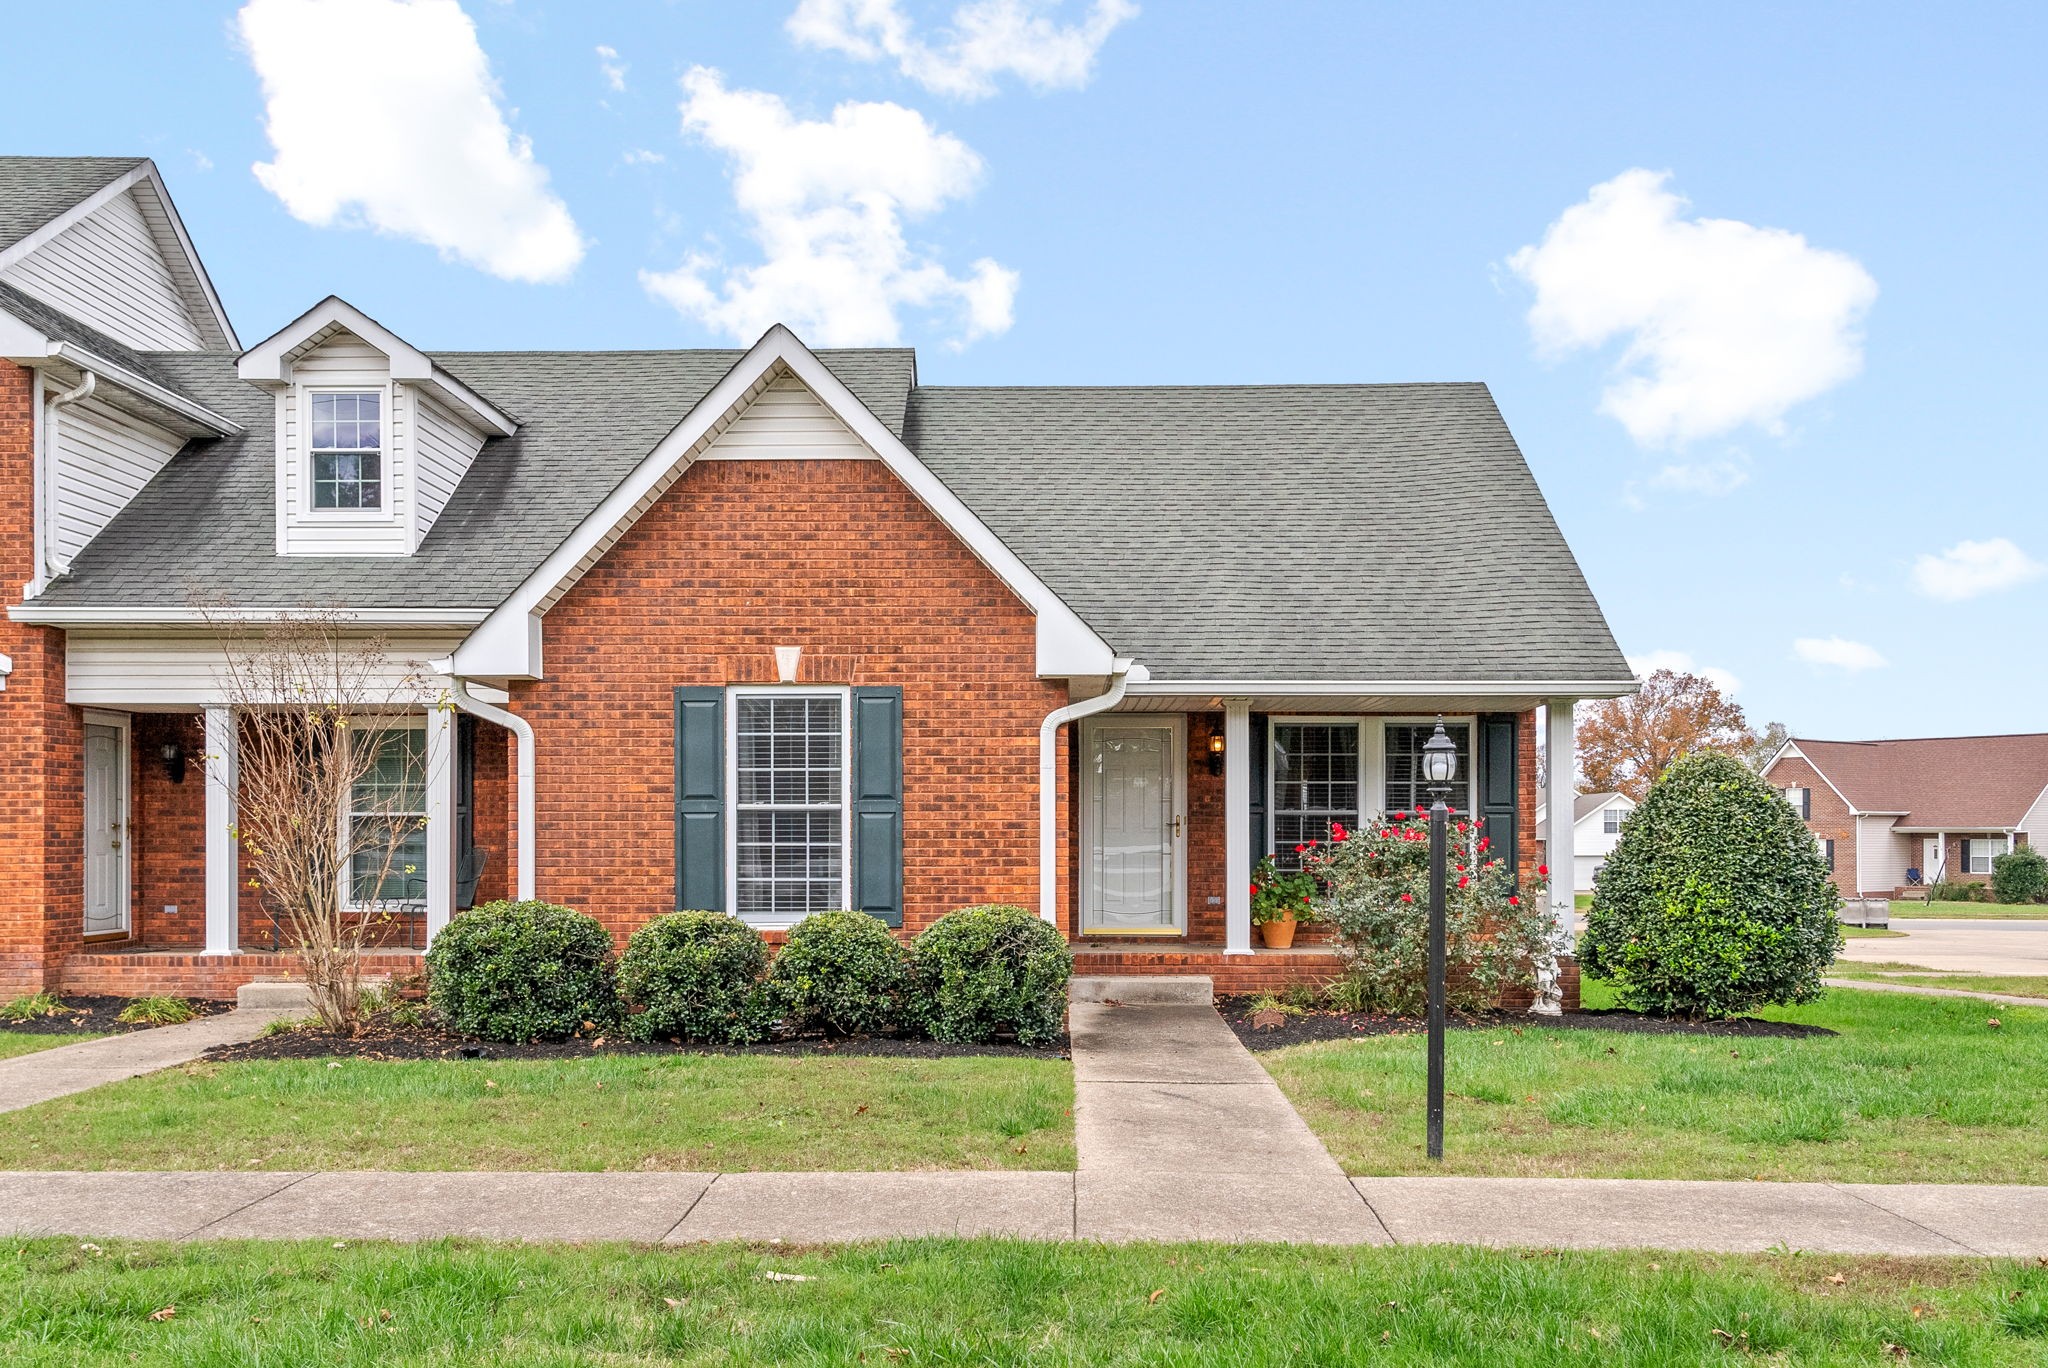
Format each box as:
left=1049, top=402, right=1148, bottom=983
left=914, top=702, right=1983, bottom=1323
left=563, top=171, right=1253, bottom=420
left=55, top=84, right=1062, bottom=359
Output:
left=1206, top=730, right=1225, bottom=776
left=160, top=740, right=186, bottom=785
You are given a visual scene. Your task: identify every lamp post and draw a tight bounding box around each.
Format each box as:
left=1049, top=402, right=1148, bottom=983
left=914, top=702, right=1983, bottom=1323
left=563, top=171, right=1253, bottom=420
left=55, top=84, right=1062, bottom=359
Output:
left=1420, top=717, right=1459, bottom=1161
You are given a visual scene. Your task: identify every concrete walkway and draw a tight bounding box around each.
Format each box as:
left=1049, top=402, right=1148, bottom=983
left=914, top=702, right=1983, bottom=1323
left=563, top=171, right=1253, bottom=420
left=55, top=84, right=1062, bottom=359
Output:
left=1838, top=917, right=2048, bottom=975
left=1824, top=977, right=2048, bottom=1008
left=0, top=1009, right=291, bottom=1114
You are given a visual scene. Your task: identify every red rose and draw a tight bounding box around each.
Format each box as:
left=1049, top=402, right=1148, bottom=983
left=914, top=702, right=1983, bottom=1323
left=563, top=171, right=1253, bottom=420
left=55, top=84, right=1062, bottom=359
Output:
left=1508, top=895, right=1520, bottom=906
left=1250, top=883, right=1259, bottom=896
left=1294, top=844, right=1307, bottom=854
left=1394, top=811, right=1407, bottom=821
left=1399, top=893, right=1413, bottom=903
left=1457, top=876, right=1470, bottom=889
left=1478, top=837, right=1490, bottom=851
left=1538, top=864, right=1548, bottom=877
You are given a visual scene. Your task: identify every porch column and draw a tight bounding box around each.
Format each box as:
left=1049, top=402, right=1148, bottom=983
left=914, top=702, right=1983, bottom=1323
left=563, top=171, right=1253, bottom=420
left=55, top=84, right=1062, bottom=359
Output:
left=423, top=704, right=456, bottom=942
left=1224, top=698, right=1253, bottom=955
left=202, top=705, right=238, bottom=955
left=1536, top=698, right=1577, bottom=1014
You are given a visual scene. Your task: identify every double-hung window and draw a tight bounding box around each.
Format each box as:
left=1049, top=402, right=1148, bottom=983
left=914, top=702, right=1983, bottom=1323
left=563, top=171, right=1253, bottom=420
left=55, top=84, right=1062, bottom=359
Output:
left=1382, top=721, right=1472, bottom=816
left=310, top=390, right=383, bottom=510
left=1781, top=786, right=1811, bottom=820
left=731, top=691, right=848, bottom=920
left=347, top=727, right=427, bottom=904
left=1603, top=807, right=1624, bottom=835
left=1269, top=718, right=1475, bottom=867
left=1964, top=837, right=2006, bottom=876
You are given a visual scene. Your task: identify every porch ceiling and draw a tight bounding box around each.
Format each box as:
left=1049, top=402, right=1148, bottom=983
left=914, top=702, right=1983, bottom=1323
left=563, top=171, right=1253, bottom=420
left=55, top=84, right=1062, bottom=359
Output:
left=1111, top=691, right=1559, bottom=714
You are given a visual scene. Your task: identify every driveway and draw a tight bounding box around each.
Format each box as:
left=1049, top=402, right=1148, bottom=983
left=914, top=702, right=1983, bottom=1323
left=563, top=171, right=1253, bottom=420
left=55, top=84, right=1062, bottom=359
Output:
left=1838, top=917, right=2048, bottom=975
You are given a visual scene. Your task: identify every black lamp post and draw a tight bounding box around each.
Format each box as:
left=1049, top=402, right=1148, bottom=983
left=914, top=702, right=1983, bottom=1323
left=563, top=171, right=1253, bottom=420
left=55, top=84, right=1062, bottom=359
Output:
left=1420, top=716, right=1459, bottom=1161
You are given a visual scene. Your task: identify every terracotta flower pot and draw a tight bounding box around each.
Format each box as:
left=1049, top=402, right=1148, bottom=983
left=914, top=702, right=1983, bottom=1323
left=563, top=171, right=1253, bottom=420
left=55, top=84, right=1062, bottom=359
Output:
left=1259, top=915, right=1298, bottom=949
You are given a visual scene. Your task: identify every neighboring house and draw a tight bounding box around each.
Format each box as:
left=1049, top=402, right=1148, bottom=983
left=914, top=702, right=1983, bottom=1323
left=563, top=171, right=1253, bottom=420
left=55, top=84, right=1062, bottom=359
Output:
left=0, top=156, right=1635, bottom=1002
left=1761, top=734, right=2048, bottom=897
left=1535, top=791, right=1635, bottom=892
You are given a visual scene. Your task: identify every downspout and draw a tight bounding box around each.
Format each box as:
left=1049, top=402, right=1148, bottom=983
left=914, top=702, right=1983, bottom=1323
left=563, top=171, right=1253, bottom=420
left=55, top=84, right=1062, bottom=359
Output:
left=40, top=370, right=96, bottom=584
left=445, top=677, right=536, bottom=901
left=1037, top=661, right=1135, bottom=925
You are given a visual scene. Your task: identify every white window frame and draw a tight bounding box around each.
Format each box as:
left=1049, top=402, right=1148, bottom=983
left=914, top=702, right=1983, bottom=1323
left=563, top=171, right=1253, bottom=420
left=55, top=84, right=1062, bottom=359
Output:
left=724, top=685, right=853, bottom=927
left=1602, top=806, right=1624, bottom=835
left=1966, top=836, right=2008, bottom=876
left=1266, top=715, right=1479, bottom=859
left=340, top=715, right=428, bottom=912
left=300, top=382, right=397, bottom=523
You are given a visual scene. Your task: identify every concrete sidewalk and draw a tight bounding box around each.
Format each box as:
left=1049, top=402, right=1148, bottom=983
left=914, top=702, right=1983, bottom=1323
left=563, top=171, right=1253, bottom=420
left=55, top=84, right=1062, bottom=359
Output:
left=1838, top=917, right=2048, bottom=975
left=5, top=1169, right=2045, bottom=1254
left=1823, top=977, right=2048, bottom=1008
left=0, top=1009, right=292, bottom=1114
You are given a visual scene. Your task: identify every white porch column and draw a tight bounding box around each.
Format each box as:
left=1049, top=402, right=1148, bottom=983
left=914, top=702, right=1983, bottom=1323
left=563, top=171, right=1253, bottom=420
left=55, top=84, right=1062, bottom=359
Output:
left=1224, top=698, right=1253, bottom=955
left=424, top=705, right=456, bottom=941
left=1535, top=698, right=1578, bottom=1014
left=202, top=705, right=238, bottom=955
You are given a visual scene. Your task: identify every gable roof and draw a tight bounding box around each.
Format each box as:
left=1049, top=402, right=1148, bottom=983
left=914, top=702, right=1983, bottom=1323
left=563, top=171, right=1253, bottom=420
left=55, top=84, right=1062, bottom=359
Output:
left=0, top=157, right=144, bottom=251
left=1574, top=791, right=1628, bottom=823
left=1786, top=734, right=2048, bottom=829
left=0, top=281, right=238, bottom=436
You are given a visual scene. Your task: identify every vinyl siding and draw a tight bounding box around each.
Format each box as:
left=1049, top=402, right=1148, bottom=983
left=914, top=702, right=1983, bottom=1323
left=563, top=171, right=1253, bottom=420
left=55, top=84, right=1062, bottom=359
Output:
left=410, top=388, right=486, bottom=545
left=0, top=188, right=203, bottom=350
left=1855, top=814, right=1910, bottom=894
left=698, top=372, right=871, bottom=460
left=279, top=334, right=410, bottom=557
left=65, top=631, right=463, bottom=706
left=2020, top=785, right=2048, bottom=841
left=51, top=395, right=185, bottom=566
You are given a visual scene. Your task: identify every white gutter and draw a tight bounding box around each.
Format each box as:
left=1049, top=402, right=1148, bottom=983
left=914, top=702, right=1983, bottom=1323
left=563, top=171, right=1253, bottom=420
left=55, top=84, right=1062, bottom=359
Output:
left=41, top=369, right=96, bottom=583
left=1037, top=662, right=1136, bottom=925
left=1123, top=678, right=1641, bottom=699
left=45, top=343, right=242, bottom=436
left=444, top=676, right=536, bottom=901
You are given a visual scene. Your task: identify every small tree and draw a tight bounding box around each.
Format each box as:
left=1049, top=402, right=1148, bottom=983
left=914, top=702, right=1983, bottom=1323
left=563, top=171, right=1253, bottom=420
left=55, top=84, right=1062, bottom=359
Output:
left=206, top=605, right=435, bottom=1033
left=1992, top=846, right=2048, bottom=905
left=1579, top=751, right=1841, bottom=1018
left=1578, top=669, right=1764, bottom=801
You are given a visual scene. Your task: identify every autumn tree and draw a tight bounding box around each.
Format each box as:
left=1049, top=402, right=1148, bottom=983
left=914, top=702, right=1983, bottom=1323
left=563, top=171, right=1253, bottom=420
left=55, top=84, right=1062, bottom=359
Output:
left=1576, top=669, right=1776, bottom=801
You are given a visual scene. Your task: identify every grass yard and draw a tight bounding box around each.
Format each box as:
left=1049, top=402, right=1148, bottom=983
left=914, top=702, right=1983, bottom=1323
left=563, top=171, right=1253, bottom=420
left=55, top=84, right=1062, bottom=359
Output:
left=1893, top=900, right=2048, bottom=919
left=6, top=1238, right=2045, bottom=1367
left=1264, top=985, right=2048, bottom=1183
left=0, top=1052, right=1073, bottom=1172
left=0, top=1032, right=107, bottom=1061
left=1827, top=962, right=2048, bottom=1000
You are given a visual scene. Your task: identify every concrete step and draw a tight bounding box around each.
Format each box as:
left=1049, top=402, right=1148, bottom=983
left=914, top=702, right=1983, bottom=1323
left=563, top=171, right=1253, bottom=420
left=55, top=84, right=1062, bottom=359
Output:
left=1069, top=975, right=1213, bottom=1006
left=234, top=978, right=391, bottom=1012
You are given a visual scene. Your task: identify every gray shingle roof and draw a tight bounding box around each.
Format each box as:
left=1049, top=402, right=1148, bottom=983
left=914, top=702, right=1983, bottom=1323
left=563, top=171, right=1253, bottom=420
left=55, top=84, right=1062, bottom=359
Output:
left=0, top=280, right=193, bottom=397
left=32, top=354, right=1628, bottom=684
left=0, top=156, right=144, bottom=253
left=907, top=384, right=1628, bottom=681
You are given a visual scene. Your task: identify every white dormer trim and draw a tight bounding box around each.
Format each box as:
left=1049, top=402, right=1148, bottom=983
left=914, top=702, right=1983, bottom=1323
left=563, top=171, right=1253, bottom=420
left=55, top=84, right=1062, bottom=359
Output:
left=450, top=323, right=1116, bottom=681
left=238, top=296, right=517, bottom=436
left=0, top=160, right=239, bottom=350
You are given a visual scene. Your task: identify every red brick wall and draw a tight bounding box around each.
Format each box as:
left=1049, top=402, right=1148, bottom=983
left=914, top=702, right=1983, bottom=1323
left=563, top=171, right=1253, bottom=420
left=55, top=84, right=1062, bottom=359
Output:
left=470, top=721, right=512, bottom=906
left=1764, top=755, right=1856, bottom=894
left=508, top=458, right=1070, bottom=943
left=129, top=712, right=206, bottom=948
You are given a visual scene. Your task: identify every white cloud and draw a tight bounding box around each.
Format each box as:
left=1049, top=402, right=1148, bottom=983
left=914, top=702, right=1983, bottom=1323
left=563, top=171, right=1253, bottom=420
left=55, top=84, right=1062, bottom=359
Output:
left=1626, top=650, right=1741, bottom=696
left=787, top=0, right=1136, bottom=100
left=1648, top=457, right=1748, bottom=496
left=1508, top=169, right=1877, bottom=447
left=1793, top=636, right=1887, bottom=672
left=642, top=67, right=1017, bottom=347
left=1910, top=537, right=2046, bottom=602
left=596, top=43, right=626, bottom=92
left=621, top=148, right=666, bottom=165
left=238, top=0, right=585, bottom=283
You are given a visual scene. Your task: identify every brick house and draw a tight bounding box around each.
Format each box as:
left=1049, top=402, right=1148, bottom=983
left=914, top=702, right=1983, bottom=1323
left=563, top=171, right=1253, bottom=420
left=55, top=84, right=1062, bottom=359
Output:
left=0, top=156, right=1634, bottom=1003
left=1761, top=734, right=2048, bottom=897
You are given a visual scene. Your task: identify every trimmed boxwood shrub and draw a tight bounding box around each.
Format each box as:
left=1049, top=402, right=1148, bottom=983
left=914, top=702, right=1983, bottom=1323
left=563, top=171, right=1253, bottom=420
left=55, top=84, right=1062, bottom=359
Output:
left=618, top=911, right=770, bottom=1044
left=1579, top=752, right=1843, bottom=1018
left=1993, top=846, right=2048, bottom=905
left=764, top=910, right=908, bottom=1037
left=426, top=899, right=618, bottom=1042
left=910, top=904, right=1071, bottom=1046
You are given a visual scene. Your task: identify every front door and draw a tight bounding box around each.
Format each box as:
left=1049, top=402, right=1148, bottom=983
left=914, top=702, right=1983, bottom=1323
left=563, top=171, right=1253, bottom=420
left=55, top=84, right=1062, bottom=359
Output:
left=83, top=722, right=129, bottom=938
left=1080, top=718, right=1185, bottom=934
left=1923, top=837, right=1943, bottom=882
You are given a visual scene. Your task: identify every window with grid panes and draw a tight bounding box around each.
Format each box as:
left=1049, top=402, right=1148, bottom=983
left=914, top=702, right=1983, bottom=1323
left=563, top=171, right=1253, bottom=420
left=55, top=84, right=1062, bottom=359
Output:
left=1383, top=721, right=1471, bottom=815
left=1270, top=723, right=1359, bottom=868
left=732, top=694, right=845, bottom=918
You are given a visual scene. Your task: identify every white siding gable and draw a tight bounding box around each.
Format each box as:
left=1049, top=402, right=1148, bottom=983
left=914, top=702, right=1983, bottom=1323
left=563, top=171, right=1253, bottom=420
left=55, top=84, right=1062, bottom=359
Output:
left=50, top=395, right=185, bottom=566
left=1, top=187, right=204, bottom=350
left=2020, top=784, right=2048, bottom=841
left=699, top=372, right=872, bottom=460
left=411, top=389, right=487, bottom=544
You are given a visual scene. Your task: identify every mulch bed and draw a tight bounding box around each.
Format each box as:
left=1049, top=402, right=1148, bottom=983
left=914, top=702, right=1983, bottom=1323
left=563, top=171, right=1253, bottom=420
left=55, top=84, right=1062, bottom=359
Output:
left=205, top=1012, right=1068, bottom=1063
left=0, top=994, right=232, bottom=1036
left=1216, top=995, right=1835, bottom=1051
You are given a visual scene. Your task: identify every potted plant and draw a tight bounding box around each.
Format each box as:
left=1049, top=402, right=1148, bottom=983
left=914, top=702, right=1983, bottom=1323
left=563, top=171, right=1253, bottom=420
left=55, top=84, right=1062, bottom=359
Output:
left=1251, top=855, right=1318, bottom=948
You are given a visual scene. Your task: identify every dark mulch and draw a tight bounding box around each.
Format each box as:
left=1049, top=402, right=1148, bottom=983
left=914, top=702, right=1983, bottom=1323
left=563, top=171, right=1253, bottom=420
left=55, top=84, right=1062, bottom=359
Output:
left=205, top=1012, right=1068, bottom=1063
left=1216, top=995, right=1835, bottom=1051
left=0, top=994, right=232, bottom=1036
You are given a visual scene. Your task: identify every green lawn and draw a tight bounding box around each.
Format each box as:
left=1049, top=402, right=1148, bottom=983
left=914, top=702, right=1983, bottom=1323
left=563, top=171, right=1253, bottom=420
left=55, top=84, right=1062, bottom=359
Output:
left=1264, top=985, right=2048, bottom=1183
left=1892, top=900, right=2048, bottom=919
left=0, top=1032, right=107, bottom=1060
left=0, top=1052, right=1073, bottom=1172
left=1827, top=962, right=2048, bottom=1000
left=6, top=1238, right=2044, bottom=1367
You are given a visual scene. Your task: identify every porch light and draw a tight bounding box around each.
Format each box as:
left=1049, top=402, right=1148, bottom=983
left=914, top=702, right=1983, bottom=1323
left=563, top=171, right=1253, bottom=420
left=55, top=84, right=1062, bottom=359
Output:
left=160, top=740, right=186, bottom=785
left=1207, top=731, right=1226, bottom=776
left=1420, top=717, right=1458, bottom=791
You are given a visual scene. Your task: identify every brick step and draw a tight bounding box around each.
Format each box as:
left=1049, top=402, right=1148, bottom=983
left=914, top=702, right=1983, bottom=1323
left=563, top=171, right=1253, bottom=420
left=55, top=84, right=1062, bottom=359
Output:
left=1069, top=975, right=1213, bottom=1005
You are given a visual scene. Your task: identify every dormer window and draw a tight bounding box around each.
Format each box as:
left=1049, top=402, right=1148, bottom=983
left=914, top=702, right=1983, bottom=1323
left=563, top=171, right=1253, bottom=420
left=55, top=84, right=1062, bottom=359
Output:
left=310, top=390, right=384, bottom=511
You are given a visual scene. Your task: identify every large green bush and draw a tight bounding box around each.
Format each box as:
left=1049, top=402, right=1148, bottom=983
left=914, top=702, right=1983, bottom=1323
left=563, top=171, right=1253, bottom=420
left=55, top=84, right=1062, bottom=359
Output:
left=617, top=911, right=770, bottom=1044
left=909, top=904, right=1071, bottom=1047
left=1579, top=752, right=1842, bottom=1018
left=764, top=910, right=909, bottom=1037
left=1993, top=846, right=2048, bottom=905
left=426, top=900, right=618, bottom=1042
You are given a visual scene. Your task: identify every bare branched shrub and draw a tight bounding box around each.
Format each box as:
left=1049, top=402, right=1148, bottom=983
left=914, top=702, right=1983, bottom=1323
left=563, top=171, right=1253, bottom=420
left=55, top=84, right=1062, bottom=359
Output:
left=203, top=604, right=438, bottom=1033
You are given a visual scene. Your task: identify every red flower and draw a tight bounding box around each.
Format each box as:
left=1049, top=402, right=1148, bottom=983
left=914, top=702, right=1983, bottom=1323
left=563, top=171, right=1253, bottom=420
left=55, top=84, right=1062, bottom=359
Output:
left=1393, top=811, right=1408, bottom=821
left=1508, top=895, right=1520, bottom=906
left=1478, top=837, right=1490, bottom=851
left=1331, top=822, right=1349, bottom=842
left=1538, top=864, right=1549, bottom=877
left=1250, top=882, right=1259, bottom=897
left=1294, top=844, right=1307, bottom=854
left=1399, top=892, right=1414, bottom=903
left=1457, top=875, right=1470, bottom=889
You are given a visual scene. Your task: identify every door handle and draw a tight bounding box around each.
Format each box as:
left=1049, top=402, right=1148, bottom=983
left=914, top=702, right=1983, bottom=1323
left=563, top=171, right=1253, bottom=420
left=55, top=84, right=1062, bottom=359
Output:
left=1172, top=815, right=1183, bottom=839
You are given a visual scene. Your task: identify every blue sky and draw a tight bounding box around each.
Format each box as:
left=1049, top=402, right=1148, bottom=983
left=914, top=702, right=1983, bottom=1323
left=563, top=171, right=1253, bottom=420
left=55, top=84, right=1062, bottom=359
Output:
left=6, top=1, right=2044, bottom=741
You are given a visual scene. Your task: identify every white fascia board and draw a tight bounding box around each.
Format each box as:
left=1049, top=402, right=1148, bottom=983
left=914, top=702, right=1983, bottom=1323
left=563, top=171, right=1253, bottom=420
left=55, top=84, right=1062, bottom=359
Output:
left=1, top=306, right=240, bottom=436
left=1771, top=743, right=1862, bottom=816
left=1124, top=678, right=1641, bottom=698
left=237, top=296, right=516, bottom=435
left=1758, top=740, right=1801, bottom=776
left=450, top=324, right=1117, bottom=681
left=7, top=604, right=488, bottom=626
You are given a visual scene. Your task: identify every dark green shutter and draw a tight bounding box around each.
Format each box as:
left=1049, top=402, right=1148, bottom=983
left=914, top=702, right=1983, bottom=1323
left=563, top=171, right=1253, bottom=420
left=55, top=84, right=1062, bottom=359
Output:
left=850, top=687, right=904, bottom=926
left=674, top=687, right=724, bottom=911
left=1959, top=839, right=1970, bottom=876
left=1247, top=713, right=1269, bottom=861
left=1479, top=713, right=1519, bottom=885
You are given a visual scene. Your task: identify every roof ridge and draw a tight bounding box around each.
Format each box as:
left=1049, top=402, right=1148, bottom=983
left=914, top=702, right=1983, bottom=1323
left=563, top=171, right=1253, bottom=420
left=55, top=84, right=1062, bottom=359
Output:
left=913, top=380, right=1489, bottom=393
left=1796, top=732, right=2048, bottom=746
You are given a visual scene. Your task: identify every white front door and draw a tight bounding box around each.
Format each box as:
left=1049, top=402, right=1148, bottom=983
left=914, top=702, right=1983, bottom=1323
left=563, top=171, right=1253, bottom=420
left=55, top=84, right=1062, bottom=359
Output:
left=83, top=722, right=129, bottom=938
left=1080, top=718, right=1185, bottom=934
left=1923, top=837, right=1942, bottom=882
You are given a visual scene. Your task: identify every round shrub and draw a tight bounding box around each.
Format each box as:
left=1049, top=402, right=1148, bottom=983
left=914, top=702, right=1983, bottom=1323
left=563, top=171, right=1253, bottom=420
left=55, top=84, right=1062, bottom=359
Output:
left=1993, top=846, right=2048, bottom=905
left=910, top=904, right=1071, bottom=1047
left=617, top=911, right=770, bottom=1044
left=426, top=899, right=617, bottom=1042
left=1578, top=752, right=1843, bottom=1018
left=764, top=910, right=909, bottom=1037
